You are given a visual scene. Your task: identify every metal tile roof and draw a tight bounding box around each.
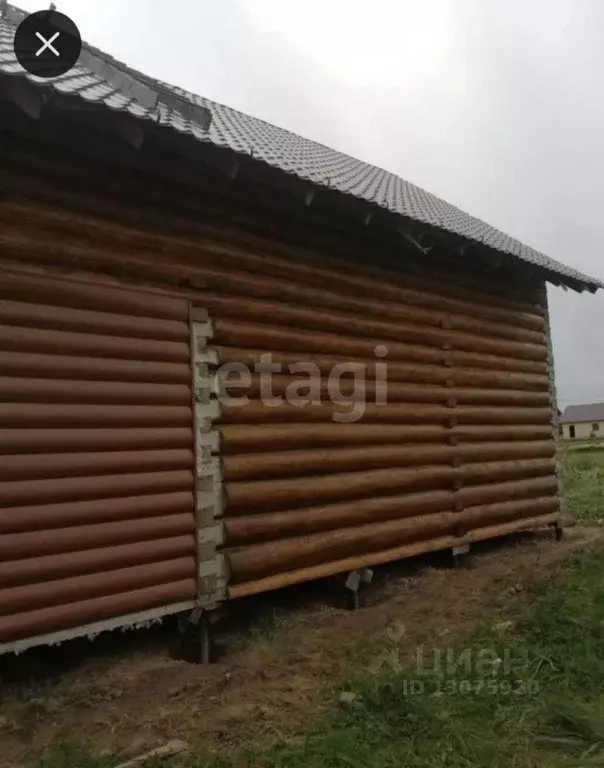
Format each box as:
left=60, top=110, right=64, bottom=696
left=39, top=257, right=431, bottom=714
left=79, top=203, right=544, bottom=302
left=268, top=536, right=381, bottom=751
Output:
left=1, top=5, right=602, bottom=291
left=561, top=403, right=604, bottom=424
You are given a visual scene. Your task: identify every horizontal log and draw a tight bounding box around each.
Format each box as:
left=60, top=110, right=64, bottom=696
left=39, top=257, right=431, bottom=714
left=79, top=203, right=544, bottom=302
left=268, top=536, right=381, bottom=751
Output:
left=0, top=265, right=188, bottom=321
left=215, top=347, right=549, bottom=392
left=0, top=232, right=198, bottom=296
left=225, top=490, right=451, bottom=544
left=214, top=319, right=547, bottom=375
left=0, top=469, right=193, bottom=508
left=0, top=558, right=195, bottom=617
left=225, top=476, right=559, bottom=544
left=461, top=475, right=558, bottom=506
left=0, top=203, right=544, bottom=317
left=298, top=246, right=544, bottom=316
left=229, top=511, right=455, bottom=581
left=223, top=441, right=554, bottom=481
left=0, top=513, right=195, bottom=560
left=0, top=403, right=192, bottom=428
left=218, top=423, right=553, bottom=452
left=1, top=350, right=191, bottom=384
left=0, top=202, right=544, bottom=321
left=463, top=496, right=559, bottom=529
left=220, top=401, right=551, bottom=426
left=227, top=512, right=558, bottom=598
left=453, top=425, right=552, bottom=442
left=201, top=293, right=547, bottom=361
left=0, top=579, right=196, bottom=643
left=0, top=232, right=545, bottom=336
left=0, top=377, right=191, bottom=405
left=0, top=325, right=189, bottom=363
left=468, top=512, right=559, bottom=543
left=211, top=270, right=546, bottom=341
left=0, top=449, right=194, bottom=481
left=0, top=427, right=193, bottom=455
left=0, top=535, right=195, bottom=587
left=225, top=458, right=556, bottom=511
left=0, top=299, right=188, bottom=342
left=460, top=458, right=555, bottom=485
left=220, top=374, right=550, bottom=407
left=228, top=496, right=559, bottom=581
left=176, top=261, right=547, bottom=334
left=0, top=491, right=194, bottom=533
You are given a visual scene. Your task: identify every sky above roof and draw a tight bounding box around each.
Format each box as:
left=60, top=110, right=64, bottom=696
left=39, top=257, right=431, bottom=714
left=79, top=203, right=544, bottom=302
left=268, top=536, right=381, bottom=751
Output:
left=15, top=0, right=604, bottom=407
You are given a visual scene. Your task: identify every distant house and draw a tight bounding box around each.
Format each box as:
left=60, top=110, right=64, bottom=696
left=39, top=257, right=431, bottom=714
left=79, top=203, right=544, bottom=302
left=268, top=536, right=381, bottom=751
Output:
left=560, top=403, right=604, bottom=440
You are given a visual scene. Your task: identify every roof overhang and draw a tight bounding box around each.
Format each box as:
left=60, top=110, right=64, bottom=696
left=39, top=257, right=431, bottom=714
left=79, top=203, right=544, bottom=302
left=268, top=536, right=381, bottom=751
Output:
left=1, top=3, right=602, bottom=294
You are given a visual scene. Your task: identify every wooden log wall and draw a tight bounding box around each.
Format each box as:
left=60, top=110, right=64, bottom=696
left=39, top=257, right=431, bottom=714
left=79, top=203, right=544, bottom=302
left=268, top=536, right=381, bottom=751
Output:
left=0, top=199, right=560, bottom=619
left=0, top=265, right=197, bottom=648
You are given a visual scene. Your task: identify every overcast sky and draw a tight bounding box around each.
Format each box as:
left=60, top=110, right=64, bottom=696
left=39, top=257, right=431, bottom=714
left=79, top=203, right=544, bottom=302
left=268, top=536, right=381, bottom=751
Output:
left=18, top=0, right=604, bottom=407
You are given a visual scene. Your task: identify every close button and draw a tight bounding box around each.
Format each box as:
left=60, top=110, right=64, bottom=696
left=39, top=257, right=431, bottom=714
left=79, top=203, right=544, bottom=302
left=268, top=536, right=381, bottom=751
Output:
left=13, top=9, right=82, bottom=78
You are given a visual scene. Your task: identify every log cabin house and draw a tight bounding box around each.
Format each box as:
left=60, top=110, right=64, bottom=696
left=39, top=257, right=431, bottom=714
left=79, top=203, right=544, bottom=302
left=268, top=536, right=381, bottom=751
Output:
left=0, top=4, right=602, bottom=655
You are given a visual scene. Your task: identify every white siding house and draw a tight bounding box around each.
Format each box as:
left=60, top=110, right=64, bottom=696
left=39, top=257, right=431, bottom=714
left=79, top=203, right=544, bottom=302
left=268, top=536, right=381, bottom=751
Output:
left=560, top=403, right=604, bottom=440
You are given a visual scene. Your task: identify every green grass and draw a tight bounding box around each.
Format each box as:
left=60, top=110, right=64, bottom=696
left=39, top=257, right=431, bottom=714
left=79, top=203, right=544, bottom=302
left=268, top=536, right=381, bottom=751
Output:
left=563, top=445, right=604, bottom=522
left=38, top=544, right=604, bottom=768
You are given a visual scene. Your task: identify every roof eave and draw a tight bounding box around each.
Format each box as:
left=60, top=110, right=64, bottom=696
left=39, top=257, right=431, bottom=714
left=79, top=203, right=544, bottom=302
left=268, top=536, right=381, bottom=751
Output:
left=1, top=3, right=602, bottom=293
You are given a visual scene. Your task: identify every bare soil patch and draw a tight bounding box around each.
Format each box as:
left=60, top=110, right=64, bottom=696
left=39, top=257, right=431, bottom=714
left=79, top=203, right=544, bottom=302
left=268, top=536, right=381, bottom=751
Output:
left=0, top=525, right=600, bottom=767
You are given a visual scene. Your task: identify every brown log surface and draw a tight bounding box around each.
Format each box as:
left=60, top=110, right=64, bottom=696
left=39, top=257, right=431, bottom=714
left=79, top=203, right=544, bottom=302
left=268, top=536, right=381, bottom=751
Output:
left=220, top=401, right=550, bottom=426
left=228, top=512, right=558, bottom=598
left=1, top=350, right=191, bottom=383
left=0, top=264, right=197, bottom=649
left=221, top=375, right=550, bottom=407
left=219, top=423, right=552, bottom=452
left=0, top=325, right=189, bottom=362
left=0, top=265, right=189, bottom=320
left=0, top=403, right=192, bottom=428
left=202, top=294, right=547, bottom=359
left=0, top=427, right=193, bottom=454
left=0, top=203, right=546, bottom=318
left=0, top=202, right=560, bottom=646
left=214, top=319, right=547, bottom=374
left=215, top=346, right=549, bottom=391
left=0, top=536, right=195, bottom=587
left=0, top=513, right=195, bottom=560
left=223, top=441, right=554, bottom=481
left=228, top=496, right=558, bottom=581
left=0, top=559, right=195, bottom=616
left=0, top=449, right=193, bottom=481
left=0, top=377, right=192, bottom=405
left=0, top=469, right=194, bottom=508
left=0, top=580, right=196, bottom=643
left=225, top=459, right=556, bottom=511
left=0, top=492, right=194, bottom=533
left=225, top=476, right=559, bottom=544
left=0, top=299, right=188, bottom=341
left=0, top=227, right=547, bottom=335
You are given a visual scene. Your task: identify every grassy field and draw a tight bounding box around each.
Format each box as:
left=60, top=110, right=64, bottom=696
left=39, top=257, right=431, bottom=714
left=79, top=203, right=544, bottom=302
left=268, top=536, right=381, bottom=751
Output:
left=563, top=442, right=604, bottom=522
left=32, top=444, right=604, bottom=768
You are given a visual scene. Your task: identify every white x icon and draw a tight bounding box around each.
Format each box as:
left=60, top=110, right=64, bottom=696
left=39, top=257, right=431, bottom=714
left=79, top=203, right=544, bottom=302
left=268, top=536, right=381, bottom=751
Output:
left=35, top=31, right=60, bottom=57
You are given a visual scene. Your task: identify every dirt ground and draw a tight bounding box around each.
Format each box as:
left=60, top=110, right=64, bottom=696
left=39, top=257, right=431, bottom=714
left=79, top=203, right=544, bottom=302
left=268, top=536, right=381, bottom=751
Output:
left=0, top=525, right=600, bottom=767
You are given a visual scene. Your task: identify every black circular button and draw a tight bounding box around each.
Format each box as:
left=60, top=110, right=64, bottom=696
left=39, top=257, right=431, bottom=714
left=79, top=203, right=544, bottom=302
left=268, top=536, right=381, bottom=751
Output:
left=13, top=10, right=82, bottom=78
